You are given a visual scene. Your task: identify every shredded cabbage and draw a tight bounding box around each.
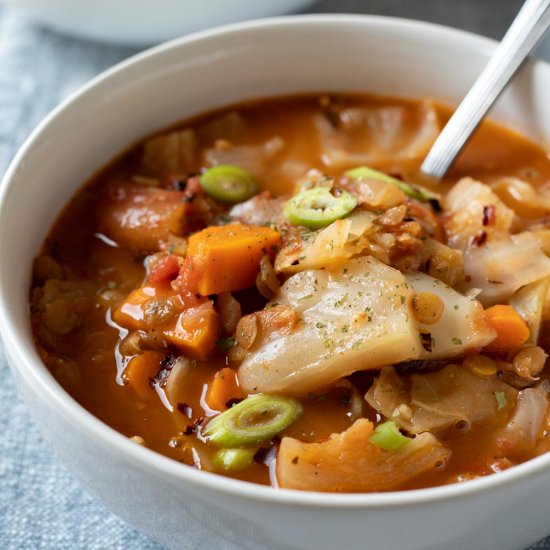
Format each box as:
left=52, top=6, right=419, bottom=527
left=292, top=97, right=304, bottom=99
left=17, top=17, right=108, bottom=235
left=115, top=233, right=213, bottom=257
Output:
left=277, top=418, right=451, bottom=492
left=366, top=365, right=517, bottom=434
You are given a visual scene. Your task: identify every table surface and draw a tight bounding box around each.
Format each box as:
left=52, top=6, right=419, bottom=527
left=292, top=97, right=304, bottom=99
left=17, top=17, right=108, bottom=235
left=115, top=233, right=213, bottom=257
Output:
left=1, top=1, right=550, bottom=549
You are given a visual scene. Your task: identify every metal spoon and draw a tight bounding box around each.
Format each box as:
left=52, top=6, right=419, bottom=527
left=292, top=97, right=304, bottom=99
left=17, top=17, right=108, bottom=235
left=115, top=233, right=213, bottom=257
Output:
left=420, top=0, right=550, bottom=181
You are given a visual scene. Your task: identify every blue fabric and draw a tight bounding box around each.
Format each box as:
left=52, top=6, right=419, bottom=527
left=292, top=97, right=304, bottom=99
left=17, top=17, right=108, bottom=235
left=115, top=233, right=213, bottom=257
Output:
left=1, top=1, right=549, bottom=548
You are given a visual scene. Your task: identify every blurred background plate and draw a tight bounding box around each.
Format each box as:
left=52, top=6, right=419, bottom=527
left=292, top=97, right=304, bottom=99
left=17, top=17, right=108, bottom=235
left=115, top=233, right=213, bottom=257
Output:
left=0, top=0, right=316, bottom=45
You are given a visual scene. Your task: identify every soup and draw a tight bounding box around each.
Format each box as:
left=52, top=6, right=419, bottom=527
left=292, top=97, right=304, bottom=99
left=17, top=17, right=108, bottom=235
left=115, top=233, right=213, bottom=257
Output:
left=30, top=94, right=550, bottom=492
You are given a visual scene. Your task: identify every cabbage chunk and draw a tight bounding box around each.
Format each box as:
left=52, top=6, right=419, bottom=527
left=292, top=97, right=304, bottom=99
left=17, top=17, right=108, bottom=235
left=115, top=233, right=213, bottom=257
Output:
left=443, top=178, right=550, bottom=305
left=405, top=273, right=495, bottom=358
left=366, top=365, right=517, bottom=434
left=498, top=381, right=550, bottom=456
left=462, top=233, right=550, bottom=306
left=274, top=211, right=376, bottom=274
left=238, top=256, right=495, bottom=394
left=315, top=102, right=440, bottom=168
left=443, top=177, right=515, bottom=249
left=141, top=129, right=196, bottom=175
left=238, top=256, right=420, bottom=394
left=277, top=418, right=451, bottom=492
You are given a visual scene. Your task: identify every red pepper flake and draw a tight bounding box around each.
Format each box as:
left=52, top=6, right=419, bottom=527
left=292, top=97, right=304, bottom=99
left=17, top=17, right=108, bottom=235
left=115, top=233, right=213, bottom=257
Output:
left=193, top=416, right=206, bottom=435
left=177, top=402, right=192, bottom=418
left=225, top=397, right=244, bottom=409
left=254, top=446, right=278, bottom=466
left=182, top=424, right=196, bottom=436
left=420, top=332, right=433, bottom=352
left=472, top=231, right=487, bottom=247
left=152, top=355, right=178, bottom=388
left=388, top=172, right=404, bottom=181
left=482, top=205, right=496, bottom=226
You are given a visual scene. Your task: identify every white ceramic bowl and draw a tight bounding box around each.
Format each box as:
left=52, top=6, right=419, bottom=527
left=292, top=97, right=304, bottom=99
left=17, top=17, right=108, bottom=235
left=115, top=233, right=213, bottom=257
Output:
left=0, top=0, right=314, bottom=45
left=2, top=15, right=550, bottom=550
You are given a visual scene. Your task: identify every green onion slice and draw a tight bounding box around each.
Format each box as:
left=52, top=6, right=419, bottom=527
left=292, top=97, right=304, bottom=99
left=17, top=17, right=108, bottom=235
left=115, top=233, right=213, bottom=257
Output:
left=213, top=447, right=257, bottom=470
left=284, top=187, right=357, bottom=229
left=345, top=166, right=440, bottom=207
left=203, top=394, right=302, bottom=447
left=200, top=165, right=259, bottom=204
left=369, top=421, right=410, bottom=451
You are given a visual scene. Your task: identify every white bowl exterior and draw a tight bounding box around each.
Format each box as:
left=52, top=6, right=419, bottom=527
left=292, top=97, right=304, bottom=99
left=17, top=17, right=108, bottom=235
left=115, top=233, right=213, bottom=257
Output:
left=2, top=16, right=550, bottom=550
left=1, top=0, right=315, bottom=45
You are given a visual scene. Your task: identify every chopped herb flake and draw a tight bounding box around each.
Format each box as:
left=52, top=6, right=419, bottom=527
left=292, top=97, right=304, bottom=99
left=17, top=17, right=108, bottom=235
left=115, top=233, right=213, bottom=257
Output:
left=494, top=391, right=507, bottom=410
left=307, top=392, right=327, bottom=402
left=216, top=337, right=236, bottom=353
left=334, top=293, right=349, bottom=307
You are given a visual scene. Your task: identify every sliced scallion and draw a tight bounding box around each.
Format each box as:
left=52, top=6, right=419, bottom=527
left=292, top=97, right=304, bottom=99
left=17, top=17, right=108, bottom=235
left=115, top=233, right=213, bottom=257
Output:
left=284, top=187, right=357, bottom=229
left=213, top=447, right=256, bottom=470
left=345, top=166, right=440, bottom=206
left=203, top=394, right=302, bottom=447
left=200, top=165, right=259, bottom=204
left=369, top=421, right=410, bottom=451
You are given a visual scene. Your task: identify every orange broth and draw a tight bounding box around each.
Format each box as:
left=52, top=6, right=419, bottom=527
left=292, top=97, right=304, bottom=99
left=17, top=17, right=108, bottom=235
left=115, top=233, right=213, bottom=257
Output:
left=31, top=94, right=550, bottom=490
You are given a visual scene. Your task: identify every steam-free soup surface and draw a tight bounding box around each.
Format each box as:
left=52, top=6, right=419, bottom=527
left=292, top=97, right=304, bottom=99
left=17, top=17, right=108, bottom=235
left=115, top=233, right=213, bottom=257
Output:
left=31, top=94, right=550, bottom=491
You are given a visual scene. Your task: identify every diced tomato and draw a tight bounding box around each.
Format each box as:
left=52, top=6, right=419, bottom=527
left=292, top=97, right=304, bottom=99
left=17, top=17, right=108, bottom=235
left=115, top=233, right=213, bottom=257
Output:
left=147, top=255, right=181, bottom=284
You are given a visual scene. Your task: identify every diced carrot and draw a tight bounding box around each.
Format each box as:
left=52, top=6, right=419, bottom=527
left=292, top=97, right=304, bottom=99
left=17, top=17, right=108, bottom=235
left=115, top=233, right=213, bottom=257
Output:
left=97, top=183, right=188, bottom=253
left=112, top=285, right=159, bottom=331
left=113, top=283, right=215, bottom=358
left=484, top=304, right=530, bottom=353
left=147, top=255, right=181, bottom=284
left=164, top=300, right=220, bottom=360
left=124, top=351, right=165, bottom=399
left=184, top=224, right=280, bottom=295
left=205, top=367, right=246, bottom=412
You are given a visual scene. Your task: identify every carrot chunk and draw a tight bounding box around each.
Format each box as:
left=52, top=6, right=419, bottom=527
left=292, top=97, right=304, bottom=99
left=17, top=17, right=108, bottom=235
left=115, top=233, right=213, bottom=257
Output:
left=97, top=183, right=188, bottom=253
left=112, top=285, right=164, bottom=331
left=205, top=367, right=246, bottom=412
left=164, top=300, right=220, bottom=360
left=124, top=351, right=164, bottom=399
left=114, top=283, right=217, bottom=358
left=184, top=224, right=280, bottom=295
left=484, top=304, right=530, bottom=353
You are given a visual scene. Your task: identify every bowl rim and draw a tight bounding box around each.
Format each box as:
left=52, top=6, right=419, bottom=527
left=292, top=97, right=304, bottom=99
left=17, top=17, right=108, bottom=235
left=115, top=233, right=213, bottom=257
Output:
left=2, top=13, right=550, bottom=509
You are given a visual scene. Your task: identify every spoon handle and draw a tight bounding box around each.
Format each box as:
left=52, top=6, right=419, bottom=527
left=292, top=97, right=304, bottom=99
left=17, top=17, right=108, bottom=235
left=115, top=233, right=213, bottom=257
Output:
left=420, top=0, right=550, bottom=180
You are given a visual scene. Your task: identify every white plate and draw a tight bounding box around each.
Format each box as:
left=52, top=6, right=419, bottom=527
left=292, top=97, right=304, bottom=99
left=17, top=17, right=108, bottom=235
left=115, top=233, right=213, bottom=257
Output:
left=0, top=0, right=315, bottom=44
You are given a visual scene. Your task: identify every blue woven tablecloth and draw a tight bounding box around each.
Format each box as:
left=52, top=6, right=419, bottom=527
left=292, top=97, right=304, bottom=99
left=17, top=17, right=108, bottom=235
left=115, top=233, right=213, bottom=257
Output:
left=1, top=1, right=550, bottom=548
